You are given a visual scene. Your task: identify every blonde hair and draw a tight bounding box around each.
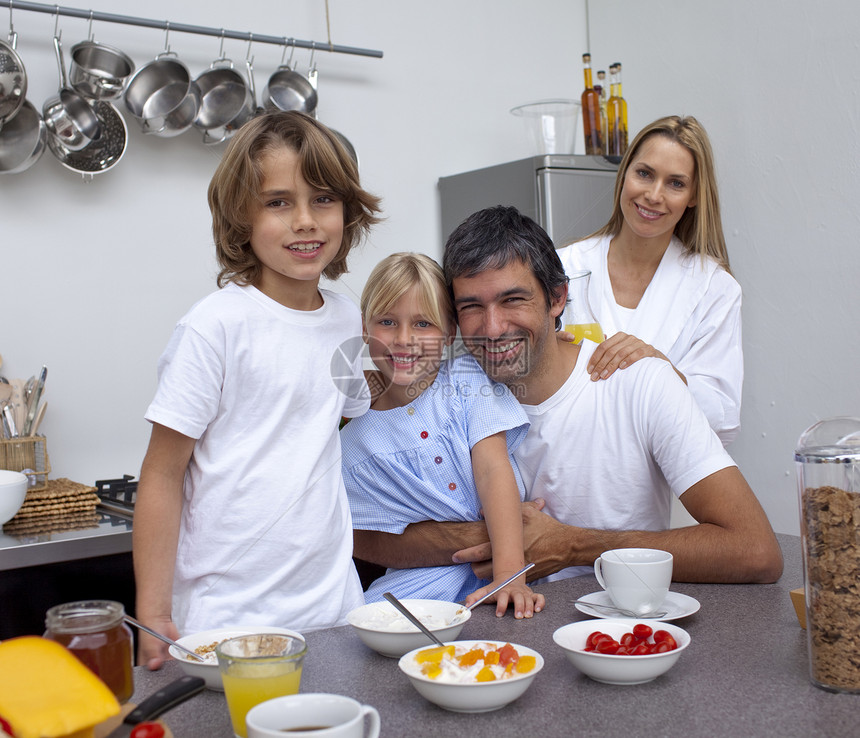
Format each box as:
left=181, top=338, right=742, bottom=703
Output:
left=362, top=253, right=455, bottom=333
left=589, top=115, right=730, bottom=273
left=208, top=111, right=382, bottom=287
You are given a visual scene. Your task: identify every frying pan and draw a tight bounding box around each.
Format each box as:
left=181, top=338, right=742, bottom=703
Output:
left=0, top=98, right=46, bottom=174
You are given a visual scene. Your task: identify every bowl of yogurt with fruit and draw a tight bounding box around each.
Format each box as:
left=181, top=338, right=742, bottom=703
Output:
left=398, top=640, right=543, bottom=713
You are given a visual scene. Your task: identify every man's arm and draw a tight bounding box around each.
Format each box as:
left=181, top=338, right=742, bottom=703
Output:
left=456, top=468, right=784, bottom=584
left=353, top=520, right=490, bottom=569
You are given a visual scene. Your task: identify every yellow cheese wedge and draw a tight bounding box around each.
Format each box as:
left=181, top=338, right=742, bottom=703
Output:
left=0, top=636, right=120, bottom=738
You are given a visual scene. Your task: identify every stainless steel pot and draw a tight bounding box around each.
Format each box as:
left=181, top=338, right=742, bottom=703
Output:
left=69, top=39, right=135, bottom=101
left=124, top=52, right=200, bottom=137
left=263, top=63, right=317, bottom=114
left=0, top=99, right=46, bottom=174
left=42, top=36, right=101, bottom=152
left=192, top=58, right=256, bottom=145
left=0, top=32, right=27, bottom=124
left=47, top=100, right=127, bottom=180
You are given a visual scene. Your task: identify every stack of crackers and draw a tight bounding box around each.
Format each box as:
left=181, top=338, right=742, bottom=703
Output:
left=2, top=478, right=101, bottom=536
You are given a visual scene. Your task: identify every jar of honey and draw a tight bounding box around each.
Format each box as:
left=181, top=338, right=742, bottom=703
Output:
left=44, top=599, right=134, bottom=703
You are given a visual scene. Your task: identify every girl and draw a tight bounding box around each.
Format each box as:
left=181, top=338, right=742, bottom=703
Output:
left=134, top=111, right=382, bottom=669
left=557, top=115, right=742, bottom=445
left=341, top=253, right=544, bottom=619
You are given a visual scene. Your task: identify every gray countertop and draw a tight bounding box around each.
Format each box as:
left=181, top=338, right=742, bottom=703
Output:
left=125, top=534, right=857, bottom=737
left=0, top=509, right=133, bottom=571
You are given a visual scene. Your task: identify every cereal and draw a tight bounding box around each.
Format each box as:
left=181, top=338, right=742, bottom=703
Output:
left=801, top=485, right=860, bottom=691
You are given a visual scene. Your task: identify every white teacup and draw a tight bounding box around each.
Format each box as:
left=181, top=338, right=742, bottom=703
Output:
left=246, top=693, right=380, bottom=738
left=594, top=548, right=673, bottom=615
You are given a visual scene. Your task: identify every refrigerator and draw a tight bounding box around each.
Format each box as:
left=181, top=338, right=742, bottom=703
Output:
left=438, top=155, right=619, bottom=247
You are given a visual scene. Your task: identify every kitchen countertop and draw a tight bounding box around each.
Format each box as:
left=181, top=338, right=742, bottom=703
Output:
left=0, top=509, right=132, bottom=571
left=126, top=534, right=857, bottom=737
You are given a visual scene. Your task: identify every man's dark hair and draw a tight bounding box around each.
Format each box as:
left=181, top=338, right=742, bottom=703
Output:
left=442, top=205, right=569, bottom=330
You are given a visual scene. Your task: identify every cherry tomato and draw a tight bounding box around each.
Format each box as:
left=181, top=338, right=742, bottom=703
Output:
left=632, top=623, right=653, bottom=640
left=0, top=715, right=13, bottom=736
left=620, top=632, right=635, bottom=647
left=654, top=642, right=672, bottom=654
left=653, top=630, right=677, bottom=649
left=632, top=642, right=651, bottom=655
left=131, top=722, right=166, bottom=738
left=615, top=646, right=630, bottom=655
left=586, top=631, right=607, bottom=649
left=596, top=638, right=621, bottom=654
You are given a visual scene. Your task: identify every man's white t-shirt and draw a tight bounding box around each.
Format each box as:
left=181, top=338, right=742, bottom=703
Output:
left=514, top=340, right=734, bottom=580
left=146, top=283, right=368, bottom=633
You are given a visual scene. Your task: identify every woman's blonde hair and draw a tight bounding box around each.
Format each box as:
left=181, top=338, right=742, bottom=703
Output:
left=589, top=115, right=730, bottom=273
left=362, top=253, right=455, bottom=334
left=208, top=111, right=382, bottom=286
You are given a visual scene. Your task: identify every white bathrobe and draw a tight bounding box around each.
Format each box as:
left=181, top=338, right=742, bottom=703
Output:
left=557, top=235, right=743, bottom=445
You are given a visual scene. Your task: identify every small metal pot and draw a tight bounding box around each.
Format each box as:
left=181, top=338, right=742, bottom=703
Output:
left=0, top=32, right=27, bottom=124
left=193, top=58, right=256, bottom=145
left=124, top=52, right=200, bottom=137
left=69, top=39, right=135, bottom=101
left=42, top=36, right=102, bottom=152
left=262, top=63, right=317, bottom=114
left=0, top=99, right=46, bottom=174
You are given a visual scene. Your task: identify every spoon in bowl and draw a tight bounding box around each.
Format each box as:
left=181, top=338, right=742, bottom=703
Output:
left=123, top=614, right=207, bottom=662
left=383, top=592, right=447, bottom=647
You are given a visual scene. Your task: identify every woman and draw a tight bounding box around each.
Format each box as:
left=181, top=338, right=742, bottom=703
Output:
left=557, top=115, right=742, bottom=445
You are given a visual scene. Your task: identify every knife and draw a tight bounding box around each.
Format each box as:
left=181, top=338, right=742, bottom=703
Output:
left=105, top=675, right=205, bottom=738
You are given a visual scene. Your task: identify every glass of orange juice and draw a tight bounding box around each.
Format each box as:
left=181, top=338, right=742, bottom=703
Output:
left=562, top=269, right=604, bottom=344
left=216, top=633, right=307, bottom=738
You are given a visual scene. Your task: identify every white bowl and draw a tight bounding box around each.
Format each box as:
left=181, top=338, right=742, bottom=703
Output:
left=346, top=599, right=470, bottom=658
left=553, top=618, right=690, bottom=685
left=398, top=639, right=543, bottom=713
left=0, top=470, right=28, bottom=525
left=168, top=626, right=303, bottom=690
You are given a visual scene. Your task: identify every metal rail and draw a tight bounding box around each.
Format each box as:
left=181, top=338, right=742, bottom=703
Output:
left=0, top=0, right=384, bottom=58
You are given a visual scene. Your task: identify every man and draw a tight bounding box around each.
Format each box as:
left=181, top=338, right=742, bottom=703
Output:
left=354, top=206, right=783, bottom=585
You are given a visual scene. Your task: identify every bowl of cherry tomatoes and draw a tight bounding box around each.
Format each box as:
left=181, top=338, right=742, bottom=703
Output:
left=552, top=619, right=690, bottom=685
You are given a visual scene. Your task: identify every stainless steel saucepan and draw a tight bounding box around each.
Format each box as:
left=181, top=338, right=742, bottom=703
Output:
left=124, top=51, right=200, bottom=137
left=193, top=56, right=257, bottom=145
left=69, top=38, right=135, bottom=101
left=42, top=35, right=101, bottom=152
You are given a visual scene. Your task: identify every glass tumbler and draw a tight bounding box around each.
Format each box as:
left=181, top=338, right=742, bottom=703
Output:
left=216, top=632, right=307, bottom=738
left=562, top=269, right=604, bottom=344
left=794, top=417, right=860, bottom=692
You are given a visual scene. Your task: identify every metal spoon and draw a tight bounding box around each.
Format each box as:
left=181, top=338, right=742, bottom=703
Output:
left=382, top=593, right=447, bottom=648
left=571, top=599, right=668, bottom=619
left=123, top=614, right=207, bottom=662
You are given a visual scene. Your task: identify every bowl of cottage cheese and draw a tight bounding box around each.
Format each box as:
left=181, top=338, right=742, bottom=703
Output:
left=346, top=599, right=470, bottom=658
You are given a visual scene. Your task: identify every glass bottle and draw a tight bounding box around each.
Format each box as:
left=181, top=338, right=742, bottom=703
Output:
left=596, top=70, right=608, bottom=155
left=45, top=599, right=134, bottom=703
left=607, top=62, right=628, bottom=157
left=794, top=418, right=860, bottom=693
left=562, top=270, right=605, bottom=343
left=580, top=53, right=604, bottom=155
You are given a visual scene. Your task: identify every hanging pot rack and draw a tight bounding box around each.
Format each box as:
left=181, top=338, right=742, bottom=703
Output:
left=0, top=0, right=384, bottom=59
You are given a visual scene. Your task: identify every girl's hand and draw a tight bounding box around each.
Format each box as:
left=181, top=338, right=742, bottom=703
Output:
left=464, top=576, right=545, bottom=619
left=585, top=332, right=670, bottom=381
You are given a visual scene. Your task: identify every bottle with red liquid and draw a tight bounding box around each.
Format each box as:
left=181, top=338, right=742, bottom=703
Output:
left=44, top=599, right=134, bottom=703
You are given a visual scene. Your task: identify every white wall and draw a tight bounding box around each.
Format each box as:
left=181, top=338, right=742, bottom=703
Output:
left=587, top=0, right=860, bottom=535
left=3, top=0, right=858, bottom=536
left=0, top=0, right=587, bottom=484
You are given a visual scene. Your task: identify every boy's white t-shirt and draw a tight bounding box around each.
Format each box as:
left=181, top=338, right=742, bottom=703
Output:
left=515, top=340, right=734, bottom=580
left=145, top=282, right=368, bottom=634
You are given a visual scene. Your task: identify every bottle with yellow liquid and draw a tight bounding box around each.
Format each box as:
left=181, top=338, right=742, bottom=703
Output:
left=562, top=270, right=605, bottom=344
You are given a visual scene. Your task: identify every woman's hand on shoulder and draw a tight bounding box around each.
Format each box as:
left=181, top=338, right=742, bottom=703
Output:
left=586, top=332, right=671, bottom=381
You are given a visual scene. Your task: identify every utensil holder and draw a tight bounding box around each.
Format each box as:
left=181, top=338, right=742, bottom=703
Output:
left=0, top=435, right=50, bottom=491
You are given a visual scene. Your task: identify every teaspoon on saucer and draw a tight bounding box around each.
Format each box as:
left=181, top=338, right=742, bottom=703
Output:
left=571, top=599, right=668, bottom=619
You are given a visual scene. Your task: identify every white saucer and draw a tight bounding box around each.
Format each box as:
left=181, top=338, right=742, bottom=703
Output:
left=574, top=590, right=700, bottom=622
